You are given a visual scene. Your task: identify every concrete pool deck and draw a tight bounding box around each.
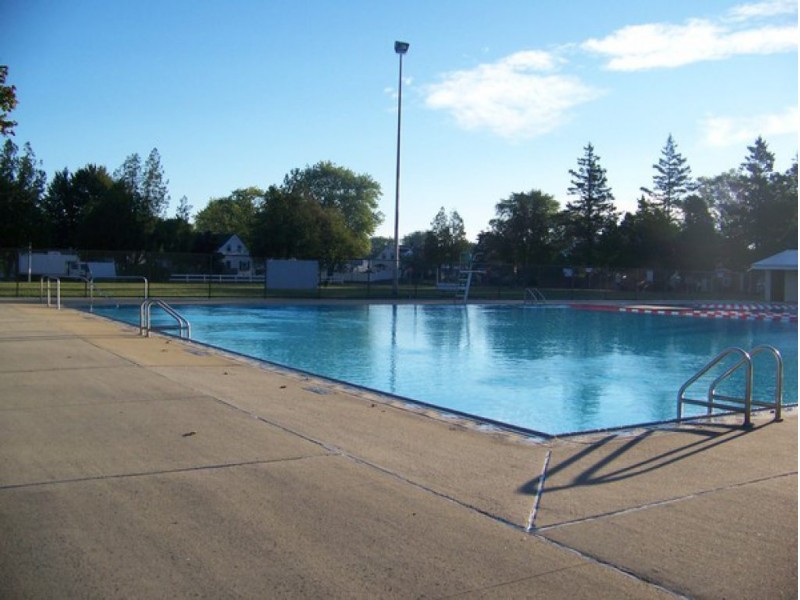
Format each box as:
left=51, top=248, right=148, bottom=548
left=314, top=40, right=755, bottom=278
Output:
left=0, top=302, right=796, bottom=599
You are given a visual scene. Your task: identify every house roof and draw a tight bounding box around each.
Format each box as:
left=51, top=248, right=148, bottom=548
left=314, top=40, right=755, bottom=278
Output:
left=750, top=249, right=798, bottom=271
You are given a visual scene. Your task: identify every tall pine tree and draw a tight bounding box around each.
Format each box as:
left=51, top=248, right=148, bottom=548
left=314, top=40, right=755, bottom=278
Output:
left=641, top=134, right=694, bottom=221
left=566, top=143, right=618, bottom=265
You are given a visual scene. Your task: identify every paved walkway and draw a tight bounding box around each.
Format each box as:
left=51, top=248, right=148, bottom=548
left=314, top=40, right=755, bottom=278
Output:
left=0, top=303, right=796, bottom=599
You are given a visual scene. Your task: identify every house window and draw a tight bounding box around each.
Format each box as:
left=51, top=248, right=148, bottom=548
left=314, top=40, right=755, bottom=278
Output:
left=240, top=261, right=251, bottom=272
left=226, top=245, right=231, bottom=252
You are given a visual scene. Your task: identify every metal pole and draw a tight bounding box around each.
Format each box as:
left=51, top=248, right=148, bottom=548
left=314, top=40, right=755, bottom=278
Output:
left=393, top=41, right=409, bottom=297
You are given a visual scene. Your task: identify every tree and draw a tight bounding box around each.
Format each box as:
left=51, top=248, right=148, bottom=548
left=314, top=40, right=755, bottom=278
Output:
left=68, top=165, right=148, bottom=252
left=676, top=194, right=722, bottom=270
left=0, top=66, right=18, bottom=137
left=424, top=207, right=470, bottom=268
left=175, top=195, right=192, bottom=222
left=613, top=196, right=679, bottom=268
left=641, top=134, right=694, bottom=221
left=280, top=161, right=383, bottom=257
left=485, top=190, right=561, bottom=267
left=112, top=148, right=171, bottom=245
left=141, top=148, right=170, bottom=219
left=194, top=187, right=262, bottom=248
left=739, top=136, right=796, bottom=257
left=697, top=169, right=750, bottom=267
left=252, top=185, right=362, bottom=271
left=401, top=230, right=430, bottom=279
left=565, top=143, right=618, bottom=265
left=0, top=139, right=47, bottom=248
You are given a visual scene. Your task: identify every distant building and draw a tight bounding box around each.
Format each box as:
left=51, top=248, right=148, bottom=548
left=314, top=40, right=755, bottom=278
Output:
left=750, top=250, right=797, bottom=303
left=215, top=234, right=252, bottom=275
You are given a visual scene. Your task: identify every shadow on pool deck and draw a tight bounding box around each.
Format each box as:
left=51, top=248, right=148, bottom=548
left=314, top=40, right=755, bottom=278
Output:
left=0, top=303, right=796, bottom=599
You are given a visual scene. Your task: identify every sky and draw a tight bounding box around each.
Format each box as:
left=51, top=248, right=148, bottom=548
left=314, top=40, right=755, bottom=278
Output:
left=2, top=0, right=797, bottom=242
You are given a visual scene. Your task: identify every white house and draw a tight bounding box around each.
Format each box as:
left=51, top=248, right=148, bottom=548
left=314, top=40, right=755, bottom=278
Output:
left=216, top=234, right=253, bottom=276
left=750, top=249, right=797, bottom=303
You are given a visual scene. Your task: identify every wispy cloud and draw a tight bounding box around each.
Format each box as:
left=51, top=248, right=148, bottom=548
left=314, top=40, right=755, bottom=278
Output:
left=423, top=51, right=601, bottom=139
left=727, top=0, right=797, bottom=21
left=582, top=1, right=797, bottom=71
left=700, top=106, right=798, bottom=147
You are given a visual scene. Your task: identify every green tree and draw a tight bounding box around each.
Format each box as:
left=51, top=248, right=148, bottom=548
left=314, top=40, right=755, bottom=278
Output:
left=175, top=195, right=192, bottom=222
left=614, top=197, right=679, bottom=268
left=565, top=143, right=618, bottom=265
left=280, top=161, right=383, bottom=257
left=641, top=134, right=694, bottom=221
left=485, top=190, right=561, bottom=267
left=676, top=194, right=722, bottom=270
left=0, top=66, right=18, bottom=137
left=424, top=207, right=470, bottom=268
left=0, top=139, right=46, bottom=248
left=739, top=137, right=796, bottom=257
left=401, top=230, right=430, bottom=279
left=141, top=148, right=170, bottom=219
left=696, top=169, right=749, bottom=267
left=41, top=167, right=93, bottom=248
left=194, top=187, right=262, bottom=248
left=252, top=185, right=362, bottom=271
left=71, top=165, right=147, bottom=252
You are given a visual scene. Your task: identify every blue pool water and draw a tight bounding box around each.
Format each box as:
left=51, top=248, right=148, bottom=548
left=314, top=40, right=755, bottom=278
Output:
left=95, top=304, right=798, bottom=435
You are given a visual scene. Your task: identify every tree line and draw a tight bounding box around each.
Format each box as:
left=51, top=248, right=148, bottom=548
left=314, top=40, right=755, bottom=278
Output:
left=1, top=134, right=795, bottom=276
left=0, top=62, right=795, bottom=275
left=409, top=135, right=796, bottom=274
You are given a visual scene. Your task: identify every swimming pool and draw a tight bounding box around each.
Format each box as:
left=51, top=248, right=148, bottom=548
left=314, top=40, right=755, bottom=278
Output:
left=94, top=303, right=797, bottom=436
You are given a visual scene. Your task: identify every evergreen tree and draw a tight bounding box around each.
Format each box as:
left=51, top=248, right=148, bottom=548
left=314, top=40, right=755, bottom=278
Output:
left=739, top=136, right=795, bottom=256
left=565, top=143, right=618, bottom=265
left=641, top=134, right=694, bottom=221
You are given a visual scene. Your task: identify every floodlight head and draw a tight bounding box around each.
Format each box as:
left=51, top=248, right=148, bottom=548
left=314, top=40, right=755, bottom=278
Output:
left=394, top=41, right=410, bottom=55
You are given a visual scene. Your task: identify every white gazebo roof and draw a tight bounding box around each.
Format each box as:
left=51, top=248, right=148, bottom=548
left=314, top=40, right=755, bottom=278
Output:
left=750, top=249, right=798, bottom=271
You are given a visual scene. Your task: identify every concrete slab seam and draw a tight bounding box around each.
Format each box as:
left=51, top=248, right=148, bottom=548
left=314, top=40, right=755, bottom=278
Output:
left=0, top=455, right=329, bottom=492
left=534, top=470, right=798, bottom=533
left=526, top=449, right=551, bottom=532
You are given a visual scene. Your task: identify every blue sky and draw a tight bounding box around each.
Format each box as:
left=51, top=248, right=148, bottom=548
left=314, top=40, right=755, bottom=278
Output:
left=3, top=0, right=797, bottom=241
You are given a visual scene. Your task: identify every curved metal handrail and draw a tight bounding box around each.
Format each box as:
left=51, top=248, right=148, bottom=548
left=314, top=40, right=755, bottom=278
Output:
left=678, top=345, right=784, bottom=428
left=750, top=345, right=783, bottom=421
left=139, top=299, right=191, bottom=339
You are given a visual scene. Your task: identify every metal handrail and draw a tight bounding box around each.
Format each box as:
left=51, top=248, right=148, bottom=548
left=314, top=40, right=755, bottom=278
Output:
left=40, top=275, right=62, bottom=309
left=750, top=345, right=783, bottom=421
left=139, top=299, right=191, bottom=339
left=524, top=288, right=546, bottom=304
left=677, top=345, right=783, bottom=428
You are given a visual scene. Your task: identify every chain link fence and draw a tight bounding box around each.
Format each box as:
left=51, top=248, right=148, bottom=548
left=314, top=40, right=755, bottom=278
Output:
left=0, top=247, right=765, bottom=302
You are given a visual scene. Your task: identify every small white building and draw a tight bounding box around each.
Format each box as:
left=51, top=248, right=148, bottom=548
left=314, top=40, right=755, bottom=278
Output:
left=750, top=249, right=798, bottom=303
left=216, top=234, right=252, bottom=276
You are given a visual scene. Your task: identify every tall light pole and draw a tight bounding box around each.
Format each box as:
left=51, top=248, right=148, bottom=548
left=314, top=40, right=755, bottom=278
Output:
left=393, top=40, right=409, bottom=297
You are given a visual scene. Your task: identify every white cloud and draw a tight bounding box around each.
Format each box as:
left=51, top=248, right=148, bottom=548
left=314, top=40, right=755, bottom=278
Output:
left=700, top=106, right=799, bottom=147
left=582, top=12, right=797, bottom=71
left=424, top=51, right=601, bottom=139
left=727, top=0, right=797, bottom=21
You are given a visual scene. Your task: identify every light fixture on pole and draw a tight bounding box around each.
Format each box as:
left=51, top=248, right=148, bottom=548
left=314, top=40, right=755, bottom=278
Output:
left=392, top=40, right=409, bottom=297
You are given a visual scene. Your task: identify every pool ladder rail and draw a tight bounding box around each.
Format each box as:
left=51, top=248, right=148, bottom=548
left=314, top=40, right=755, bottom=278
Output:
left=677, top=345, right=783, bottom=428
left=139, top=299, right=191, bottom=339
left=524, top=288, right=547, bottom=304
